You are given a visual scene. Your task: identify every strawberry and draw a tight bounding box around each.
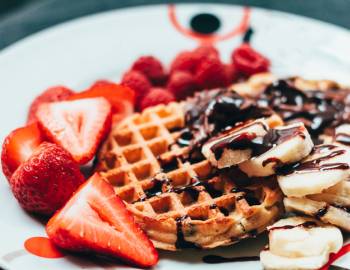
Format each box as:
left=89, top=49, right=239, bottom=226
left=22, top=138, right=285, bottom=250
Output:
left=27, top=86, right=74, bottom=124
left=68, top=81, right=135, bottom=122
left=46, top=173, right=158, bottom=268
left=10, top=142, right=85, bottom=215
left=1, top=123, right=44, bottom=181
left=36, top=97, right=112, bottom=164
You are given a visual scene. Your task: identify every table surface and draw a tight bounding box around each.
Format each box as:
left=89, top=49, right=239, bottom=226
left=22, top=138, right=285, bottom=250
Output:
left=0, top=0, right=350, bottom=50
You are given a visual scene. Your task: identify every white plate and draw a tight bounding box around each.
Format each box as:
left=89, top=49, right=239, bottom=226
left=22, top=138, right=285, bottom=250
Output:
left=0, top=4, right=350, bottom=270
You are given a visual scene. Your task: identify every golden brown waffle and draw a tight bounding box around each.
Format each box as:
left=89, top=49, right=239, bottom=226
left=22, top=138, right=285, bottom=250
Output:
left=96, top=100, right=283, bottom=251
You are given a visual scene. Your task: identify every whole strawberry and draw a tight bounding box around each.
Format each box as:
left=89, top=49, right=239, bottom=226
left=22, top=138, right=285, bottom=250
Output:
left=10, top=142, right=85, bottom=215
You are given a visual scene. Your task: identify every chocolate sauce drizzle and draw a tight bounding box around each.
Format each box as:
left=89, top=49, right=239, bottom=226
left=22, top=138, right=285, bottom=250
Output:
left=175, top=215, right=197, bottom=249
left=211, top=124, right=305, bottom=161
left=258, top=79, right=350, bottom=137
left=178, top=80, right=350, bottom=157
left=178, top=89, right=272, bottom=161
left=277, top=147, right=349, bottom=176
left=268, top=221, right=317, bottom=231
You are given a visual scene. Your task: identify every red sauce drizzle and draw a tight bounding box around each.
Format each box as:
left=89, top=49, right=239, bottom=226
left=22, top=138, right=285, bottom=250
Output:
left=319, top=243, right=350, bottom=270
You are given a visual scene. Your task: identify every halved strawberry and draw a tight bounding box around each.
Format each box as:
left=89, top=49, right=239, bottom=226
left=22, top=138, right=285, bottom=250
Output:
left=27, top=86, right=74, bottom=124
left=36, top=97, right=112, bottom=164
left=46, top=173, right=158, bottom=268
left=1, top=123, right=44, bottom=181
left=68, top=81, right=135, bottom=124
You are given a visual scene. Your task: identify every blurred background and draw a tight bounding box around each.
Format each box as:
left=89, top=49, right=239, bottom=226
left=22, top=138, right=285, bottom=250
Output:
left=1, top=0, right=350, bottom=50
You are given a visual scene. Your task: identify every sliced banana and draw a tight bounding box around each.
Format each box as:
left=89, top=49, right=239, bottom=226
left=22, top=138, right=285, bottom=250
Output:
left=202, top=119, right=269, bottom=168
left=335, top=124, right=350, bottom=146
left=239, top=123, right=313, bottom=177
left=260, top=216, right=343, bottom=270
left=308, top=180, right=350, bottom=207
left=277, top=144, right=350, bottom=197
left=284, top=197, right=350, bottom=232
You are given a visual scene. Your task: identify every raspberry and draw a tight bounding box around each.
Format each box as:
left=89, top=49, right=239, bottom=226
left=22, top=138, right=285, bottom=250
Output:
left=140, top=88, right=175, bottom=111
left=194, top=55, right=230, bottom=89
left=231, top=43, right=270, bottom=76
left=167, top=71, right=197, bottom=100
left=224, top=63, right=238, bottom=83
left=121, top=70, right=151, bottom=109
left=193, top=45, right=219, bottom=59
left=131, top=56, right=166, bottom=85
left=170, top=51, right=198, bottom=74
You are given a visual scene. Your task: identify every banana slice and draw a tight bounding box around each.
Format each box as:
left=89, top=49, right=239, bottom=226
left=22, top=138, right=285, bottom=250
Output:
left=335, top=124, right=350, bottom=146
left=202, top=119, right=269, bottom=168
left=277, top=144, right=350, bottom=197
left=308, top=180, right=350, bottom=207
left=260, top=216, right=343, bottom=270
left=284, top=197, right=350, bottom=231
left=239, top=123, right=313, bottom=177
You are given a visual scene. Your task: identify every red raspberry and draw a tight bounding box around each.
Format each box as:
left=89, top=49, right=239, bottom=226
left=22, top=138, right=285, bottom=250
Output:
left=170, top=51, right=198, bottom=74
left=27, top=86, right=74, bottom=124
left=193, top=45, right=219, bottom=59
left=140, top=88, right=175, bottom=111
left=194, top=55, right=231, bottom=89
left=167, top=71, right=197, bottom=100
left=10, top=142, right=85, bottom=215
left=121, top=70, right=151, bottom=109
left=224, top=63, right=239, bottom=83
left=131, top=56, right=166, bottom=85
left=231, top=43, right=270, bottom=76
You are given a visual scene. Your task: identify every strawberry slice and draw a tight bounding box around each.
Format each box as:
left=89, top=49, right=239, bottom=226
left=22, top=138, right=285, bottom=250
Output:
left=68, top=81, right=135, bottom=124
left=46, top=173, right=158, bottom=268
left=1, top=123, right=44, bottom=181
left=27, top=86, right=74, bottom=124
left=36, top=97, right=112, bottom=164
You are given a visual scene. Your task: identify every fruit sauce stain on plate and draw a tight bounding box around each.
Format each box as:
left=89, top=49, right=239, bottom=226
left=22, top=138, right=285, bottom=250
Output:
left=24, top=237, right=65, bottom=258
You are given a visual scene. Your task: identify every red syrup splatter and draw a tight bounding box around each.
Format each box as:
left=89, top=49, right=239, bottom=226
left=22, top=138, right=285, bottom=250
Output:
left=319, top=243, right=350, bottom=270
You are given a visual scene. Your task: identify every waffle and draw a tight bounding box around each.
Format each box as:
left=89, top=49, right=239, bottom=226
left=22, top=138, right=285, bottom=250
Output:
left=96, top=101, right=283, bottom=250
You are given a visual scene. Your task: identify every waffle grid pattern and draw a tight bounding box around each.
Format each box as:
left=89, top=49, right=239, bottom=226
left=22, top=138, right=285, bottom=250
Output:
left=97, top=102, right=282, bottom=250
